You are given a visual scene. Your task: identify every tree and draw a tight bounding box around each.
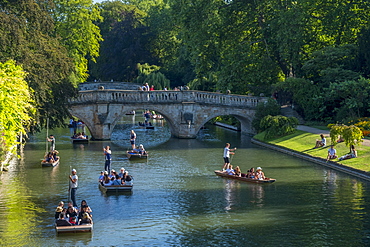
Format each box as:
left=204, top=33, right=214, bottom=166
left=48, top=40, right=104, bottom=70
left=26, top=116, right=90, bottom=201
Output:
left=342, top=125, right=363, bottom=152
left=260, top=115, right=298, bottom=140
left=0, top=0, right=77, bottom=128
left=328, top=124, right=363, bottom=152
left=0, top=60, right=34, bottom=160
left=52, top=0, right=103, bottom=83
left=133, top=63, right=170, bottom=90
left=89, top=2, right=157, bottom=81
left=252, top=98, right=281, bottom=133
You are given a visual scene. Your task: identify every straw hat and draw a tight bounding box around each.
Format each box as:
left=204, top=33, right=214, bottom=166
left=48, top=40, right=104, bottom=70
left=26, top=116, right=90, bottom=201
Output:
left=256, top=167, right=262, bottom=171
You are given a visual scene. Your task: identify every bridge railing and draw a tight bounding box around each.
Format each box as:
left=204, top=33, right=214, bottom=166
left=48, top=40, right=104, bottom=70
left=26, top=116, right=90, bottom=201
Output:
left=69, top=90, right=267, bottom=108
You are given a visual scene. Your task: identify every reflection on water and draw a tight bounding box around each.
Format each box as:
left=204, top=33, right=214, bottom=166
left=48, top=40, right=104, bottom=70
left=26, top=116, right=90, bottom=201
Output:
left=1, top=115, right=370, bottom=246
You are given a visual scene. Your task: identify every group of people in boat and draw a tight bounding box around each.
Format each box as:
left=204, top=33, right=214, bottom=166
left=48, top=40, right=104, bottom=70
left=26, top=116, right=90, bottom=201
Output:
left=223, top=165, right=267, bottom=180
left=222, top=142, right=268, bottom=180
left=71, top=132, right=88, bottom=139
left=130, top=144, right=147, bottom=155
left=99, top=168, right=133, bottom=186
left=55, top=200, right=92, bottom=226
left=42, top=150, right=59, bottom=163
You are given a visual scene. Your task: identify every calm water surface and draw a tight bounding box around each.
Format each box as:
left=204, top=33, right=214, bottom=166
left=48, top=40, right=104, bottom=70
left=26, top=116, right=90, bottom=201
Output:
left=1, top=116, right=370, bottom=246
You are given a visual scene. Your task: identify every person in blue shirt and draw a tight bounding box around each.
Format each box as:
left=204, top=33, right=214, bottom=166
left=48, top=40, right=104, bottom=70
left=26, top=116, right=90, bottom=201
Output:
left=103, top=146, right=112, bottom=174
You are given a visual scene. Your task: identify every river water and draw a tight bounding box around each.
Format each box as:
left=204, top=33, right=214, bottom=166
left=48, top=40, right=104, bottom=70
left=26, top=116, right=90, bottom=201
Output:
left=1, top=115, right=370, bottom=246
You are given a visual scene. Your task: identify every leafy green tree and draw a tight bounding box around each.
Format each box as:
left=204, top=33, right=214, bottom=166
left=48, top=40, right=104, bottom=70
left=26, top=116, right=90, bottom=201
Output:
left=329, top=124, right=363, bottom=152
left=252, top=98, right=281, bottom=133
left=90, top=1, right=157, bottom=81
left=324, top=77, right=370, bottom=122
left=134, top=63, right=170, bottom=90
left=0, top=0, right=77, bottom=128
left=260, top=115, right=298, bottom=140
left=328, top=124, right=345, bottom=146
left=52, top=0, right=103, bottom=83
left=0, top=60, right=34, bottom=159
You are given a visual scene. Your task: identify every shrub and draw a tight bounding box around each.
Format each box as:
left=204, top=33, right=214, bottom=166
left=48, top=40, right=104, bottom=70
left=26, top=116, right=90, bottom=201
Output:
left=252, top=98, right=281, bottom=132
left=260, top=115, right=298, bottom=139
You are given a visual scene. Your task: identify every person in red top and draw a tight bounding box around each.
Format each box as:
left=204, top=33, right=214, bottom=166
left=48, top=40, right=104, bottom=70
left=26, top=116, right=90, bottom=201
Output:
left=150, top=85, right=154, bottom=91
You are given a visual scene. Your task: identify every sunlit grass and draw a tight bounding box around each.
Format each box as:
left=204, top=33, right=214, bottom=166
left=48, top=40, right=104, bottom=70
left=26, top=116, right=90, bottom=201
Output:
left=254, top=131, right=370, bottom=172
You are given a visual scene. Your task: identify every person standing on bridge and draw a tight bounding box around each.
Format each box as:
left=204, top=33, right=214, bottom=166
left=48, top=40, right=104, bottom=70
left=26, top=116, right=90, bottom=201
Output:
left=103, top=146, right=112, bottom=174
left=222, top=143, right=237, bottom=171
left=130, top=130, right=136, bottom=150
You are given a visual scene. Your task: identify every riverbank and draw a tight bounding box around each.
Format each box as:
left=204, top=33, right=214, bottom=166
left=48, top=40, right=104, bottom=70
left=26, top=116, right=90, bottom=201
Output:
left=252, top=130, right=370, bottom=181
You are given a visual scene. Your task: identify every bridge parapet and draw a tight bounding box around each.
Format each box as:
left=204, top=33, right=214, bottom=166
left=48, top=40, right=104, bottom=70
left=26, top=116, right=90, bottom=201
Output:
left=70, top=90, right=266, bottom=108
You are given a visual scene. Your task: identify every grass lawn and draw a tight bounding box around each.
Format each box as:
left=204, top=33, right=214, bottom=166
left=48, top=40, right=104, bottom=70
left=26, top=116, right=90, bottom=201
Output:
left=254, top=130, right=370, bottom=172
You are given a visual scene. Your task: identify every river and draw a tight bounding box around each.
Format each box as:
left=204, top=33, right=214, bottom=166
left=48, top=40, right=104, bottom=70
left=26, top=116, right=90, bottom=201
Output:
left=1, top=114, right=370, bottom=246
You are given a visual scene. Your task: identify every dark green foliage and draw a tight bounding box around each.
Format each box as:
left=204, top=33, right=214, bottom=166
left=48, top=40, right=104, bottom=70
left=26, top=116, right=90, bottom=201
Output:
left=252, top=98, right=281, bottom=132
left=260, top=115, right=299, bottom=140
left=133, top=63, right=170, bottom=90
left=0, top=0, right=76, bottom=129
left=89, top=2, right=158, bottom=82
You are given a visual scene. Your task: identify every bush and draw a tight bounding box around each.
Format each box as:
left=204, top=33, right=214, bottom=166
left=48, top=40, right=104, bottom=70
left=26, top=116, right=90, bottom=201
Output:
left=252, top=98, right=281, bottom=132
left=260, top=115, right=298, bottom=139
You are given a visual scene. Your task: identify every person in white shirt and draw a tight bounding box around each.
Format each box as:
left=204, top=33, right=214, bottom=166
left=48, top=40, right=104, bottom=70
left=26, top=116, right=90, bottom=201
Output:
left=222, top=143, right=237, bottom=171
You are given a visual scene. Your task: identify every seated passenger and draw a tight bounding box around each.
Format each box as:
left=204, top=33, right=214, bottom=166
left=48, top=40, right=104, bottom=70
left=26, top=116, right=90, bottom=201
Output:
left=56, top=214, right=72, bottom=226
left=132, top=146, right=140, bottom=153
left=78, top=205, right=92, bottom=219
left=79, top=212, right=92, bottom=225
left=112, top=175, right=121, bottom=185
left=234, top=166, right=241, bottom=177
left=124, top=172, right=133, bottom=185
left=138, top=144, right=147, bottom=155
left=255, top=167, right=265, bottom=180
left=52, top=150, right=59, bottom=161
left=314, top=134, right=326, bottom=148
left=69, top=216, right=77, bottom=225
left=98, top=171, right=105, bottom=182
left=66, top=206, right=78, bottom=219
left=55, top=201, right=64, bottom=219
left=103, top=176, right=113, bottom=186
left=338, top=145, right=357, bottom=161
left=44, top=152, right=54, bottom=163
left=79, top=200, right=92, bottom=213
left=118, top=168, right=126, bottom=178
left=225, top=165, right=235, bottom=175
left=247, top=167, right=256, bottom=179
left=108, top=169, right=116, bottom=179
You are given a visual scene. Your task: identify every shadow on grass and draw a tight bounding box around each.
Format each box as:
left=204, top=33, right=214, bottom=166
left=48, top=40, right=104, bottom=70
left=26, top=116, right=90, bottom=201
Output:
left=303, top=147, right=326, bottom=153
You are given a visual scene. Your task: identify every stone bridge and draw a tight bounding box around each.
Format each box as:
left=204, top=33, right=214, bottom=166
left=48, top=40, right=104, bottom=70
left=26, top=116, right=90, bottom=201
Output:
left=68, top=89, right=267, bottom=140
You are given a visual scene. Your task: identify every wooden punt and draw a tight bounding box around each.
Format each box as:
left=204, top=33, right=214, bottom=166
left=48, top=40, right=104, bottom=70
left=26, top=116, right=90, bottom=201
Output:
left=214, top=170, right=276, bottom=183
left=126, top=151, right=148, bottom=160
left=55, top=222, right=93, bottom=233
left=71, top=137, right=89, bottom=144
left=99, top=182, right=133, bottom=192
left=41, top=159, right=60, bottom=167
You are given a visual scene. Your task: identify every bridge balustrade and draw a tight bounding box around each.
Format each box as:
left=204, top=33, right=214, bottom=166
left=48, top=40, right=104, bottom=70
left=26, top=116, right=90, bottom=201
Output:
left=70, top=90, right=265, bottom=108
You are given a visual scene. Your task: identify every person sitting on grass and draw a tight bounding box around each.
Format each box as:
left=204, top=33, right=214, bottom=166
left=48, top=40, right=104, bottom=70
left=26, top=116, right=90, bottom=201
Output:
left=314, top=134, right=326, bottom=148
left=326, top=145, right=338, bottom=161
left=338, top=145, right=357, bottom=161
